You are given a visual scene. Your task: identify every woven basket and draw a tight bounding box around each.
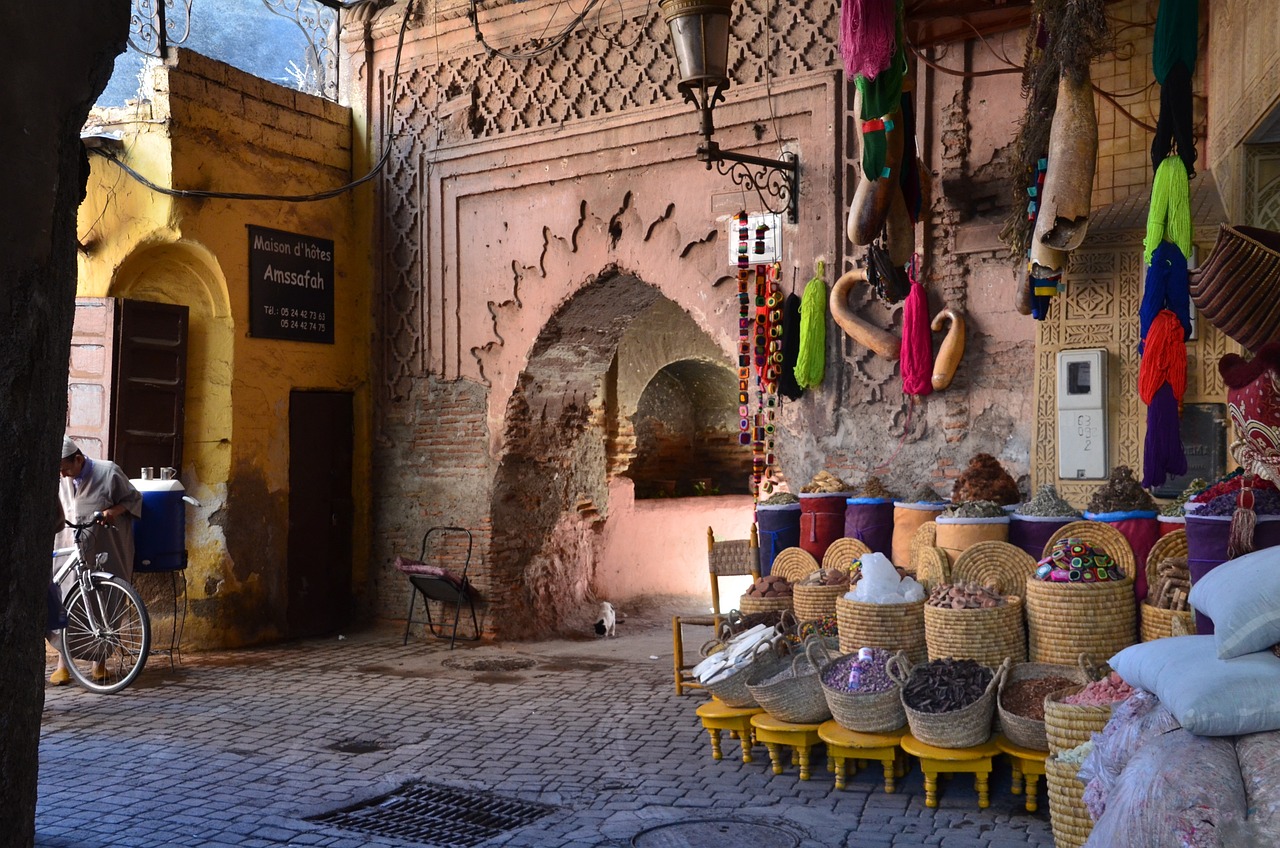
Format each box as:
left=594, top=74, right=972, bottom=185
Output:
left=997, top=662, right=1088, bottom=752
left=1044, top=681, right=1113, bottom=754
left=746, top=636, right=835, bottom=724
left=836, top=596, right=927, bottom=663
left=888, top=654, right=1009, bottom=749
left=952, top=541, right=1038, bottom=596
left=915, top=546, right=952, bottom=591
left=1189, top=224, right=1280, bottom=354
left=822, top=537, right=872, bottom=572
left=738, top=593, right=793, bottom=616
left=810, top=642, right=906, bottom=733
left=770, top=547, right=820, bottom=584
left=1045, top=755, right=1093, bottom=848
left=1042, top=520, right=1137, bottom=578
left=923, top=596, right=1026, bottom=667
left=909, top=521, right=938, bottom=573
left=702, top=639, right=781, bottom=708
left=1024, top=573, right=1137, bottom=666
left=1140, top=530, right=1194, bottom=641
left=794, top=582, right=847, bottom=621
left=935, top=517, right=1010, bottom=566
left=892, top=502, right=946, bottom=572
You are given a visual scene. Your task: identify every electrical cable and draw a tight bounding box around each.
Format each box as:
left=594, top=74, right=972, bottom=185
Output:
left=92, top=0, right=415, bottom=203
left=469, top=0, right=604, bottom=60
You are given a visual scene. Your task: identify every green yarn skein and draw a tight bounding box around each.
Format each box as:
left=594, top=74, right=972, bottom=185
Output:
left=1145, top=156, right=1192, bottom=265
left=794, top=261, right=828, bottom=389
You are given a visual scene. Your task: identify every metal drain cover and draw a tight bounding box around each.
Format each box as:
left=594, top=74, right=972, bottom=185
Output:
left=309, top=782, right=555, bottom=847
left=442, top=655, right=537, bottom=672
left=632, top=820, right=800, bottom=848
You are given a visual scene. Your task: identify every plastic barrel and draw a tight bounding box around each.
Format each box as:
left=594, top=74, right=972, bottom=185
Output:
left=934, top=516, right=1009, bottom=565
left=756, top=503, right=801, bottom=577
left=132, top=479, right=188, bottom=573
left=1084, top=511, right=1160, bottom=605
left=844, top=498, right=894, bottom=556
left=891, top=501, right=946, bottom=572
left=1184, top=513, right=1280, bottom=634
left=1008, top=515, right=1075, bottom=562
left=799, top=493, right=851, bottom=561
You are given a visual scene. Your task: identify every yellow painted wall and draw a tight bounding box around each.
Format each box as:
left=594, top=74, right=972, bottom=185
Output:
left=76, top=50, right=372, bottom=648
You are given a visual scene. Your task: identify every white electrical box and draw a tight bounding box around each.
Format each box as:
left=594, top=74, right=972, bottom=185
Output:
left=1057, top=349, right=1108, bottom=480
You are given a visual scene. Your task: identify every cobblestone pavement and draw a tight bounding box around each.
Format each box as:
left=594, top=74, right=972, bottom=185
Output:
left=38, top=614, right=1056, bottom=848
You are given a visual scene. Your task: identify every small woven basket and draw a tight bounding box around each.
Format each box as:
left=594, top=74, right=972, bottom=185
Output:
left=1045, top=755, right=1093, bottom=848
left=914, top=546, right=952, bottom=591
left=702, top=639, right=780, bottom=708
left=888, top=653, right=1009, bottom=749
left=739, top=593, right=793, bottom=616
left=997, top=661, right=1088, bottom=752
left=836, top=596, right=927, bottom=664
left=923, top=596, right=1026, bottom=667
left=746, top=636, right=835, bottom=724
left=1140, top=529, right=1194, bottom=641
left=770, top=547, right=820, bottom=584
left=810, top=642, right=906, bottom=733
left=1044, top=681, right=1113, bottom=754
left=821, top=537, right=872, bottom=572
left=951, top=541, right=1039, bottom=596
left=794, top=582, right=847, bottom=621
left=1041, top=520, right=1138, bottom=577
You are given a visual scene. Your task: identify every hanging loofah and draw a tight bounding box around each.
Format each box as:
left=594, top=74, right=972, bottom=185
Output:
left=1144, top=156, right=1193, bottom=265
left=900, top=270, right=933, bottom=396
left=839, top=0, right=898, bottom=80
left=794, top=261, right=828, bottom=389
left=1138, top=310, right=1188, bottom=404
left=1138, top=241, right=1191, bottom=351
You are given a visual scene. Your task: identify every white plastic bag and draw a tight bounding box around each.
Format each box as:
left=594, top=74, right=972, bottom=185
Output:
left=1237, top=731, right=1280, bottom=844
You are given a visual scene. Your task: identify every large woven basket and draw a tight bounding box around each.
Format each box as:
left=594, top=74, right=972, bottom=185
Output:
left=997, top=662, right=1088, bottom=752
left=794, top=582, right=847, bottom=621
left=915, top=546, right=952, bottom=591
left=738, top=593, right=793, bottom=616
left=770, top=547, right=820, bottom=584
left=1024, top=574, right=1137, bottom=666
left=1189, top=224, right=1280, bottom=353
left=836, top=596, right=927, bottom=663
left=821, top=537, right=872, bottom=573
left=1140, top=529, right=1195, bottom=641
left=1044, top=681, right=1112, bottom=754
left=1045, top=755, right=1093, bottom=848
left=909, top=521, right=938, bottom=573
left=1041, top=520, right=1137, bottom=577
left=888, top=654, right=1009, bottom=749
left=746, top=637, right=835, bottom=724
left=810, top=642, right=906, bottom=733
left=702, top=639, right=781, bottom=708
left=923, top=596, right=1026, bottom=667
left=952, top=541, right=1038, bottom=596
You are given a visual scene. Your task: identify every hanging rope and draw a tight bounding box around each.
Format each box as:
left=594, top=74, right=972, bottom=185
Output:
left=794, top=261, right=828, bottom=389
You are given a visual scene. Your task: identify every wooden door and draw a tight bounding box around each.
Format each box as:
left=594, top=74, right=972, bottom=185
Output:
left=112, top=299, right=188, bottom=477
left=287, top=390, right=354, bottom=637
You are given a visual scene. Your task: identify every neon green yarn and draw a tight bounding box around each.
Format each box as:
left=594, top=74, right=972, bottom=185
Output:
left=794, top=261, right=827, bottom=389
left=1145, top=155, right=1192, bottom=265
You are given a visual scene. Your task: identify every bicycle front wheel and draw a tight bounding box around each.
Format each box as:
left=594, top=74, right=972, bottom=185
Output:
left=60, top=576, right=151, bottom=694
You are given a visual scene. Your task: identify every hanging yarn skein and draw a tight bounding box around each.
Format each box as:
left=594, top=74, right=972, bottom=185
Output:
left=900, top=264, right=933, bottom=396
left=840, top=0, right=897, bottom=80
left=1151, top=0, right=1198, bottom=175
left=1145, top=156, right=1192, bottom=264
left=794, top=261, right=828, bottom=389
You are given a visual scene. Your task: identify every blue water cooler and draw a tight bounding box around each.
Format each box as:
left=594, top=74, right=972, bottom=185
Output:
left=132, top=473, right=188, bottom=573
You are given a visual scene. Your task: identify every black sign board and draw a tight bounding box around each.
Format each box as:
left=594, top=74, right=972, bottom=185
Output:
left=1153, top=403, right=1228, bottom=499
left=248, top=225, right=335, bottom=343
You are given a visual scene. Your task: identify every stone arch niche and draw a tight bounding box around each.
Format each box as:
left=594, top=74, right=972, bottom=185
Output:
left=489, top=268, right=742, bottom=638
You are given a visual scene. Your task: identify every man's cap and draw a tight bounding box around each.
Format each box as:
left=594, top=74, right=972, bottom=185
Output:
left=62, top=436, right=80, bottom=459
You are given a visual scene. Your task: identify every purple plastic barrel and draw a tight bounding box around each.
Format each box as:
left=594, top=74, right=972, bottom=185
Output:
left=1007, top=515, right=1075, bottom=562
left=756, top=503, right=801, bottom=577
left=844, top=498, right=894, bottom=555
left=1185, top=513, right=1280, bottom=634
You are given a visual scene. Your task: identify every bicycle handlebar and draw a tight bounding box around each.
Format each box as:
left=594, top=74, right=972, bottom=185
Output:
left=64, top=512, right=113, bottom=532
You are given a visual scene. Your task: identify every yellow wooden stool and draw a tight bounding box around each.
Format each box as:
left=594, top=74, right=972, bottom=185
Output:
left=995, top=734, right=1048, bottom=812
left=899, top=733, right=1002, bottom=809
left=695, top=701, right=763, bottom=763
left=817, top=721, right=907, bottom=792
left=749, top=713, right=824, bottom=780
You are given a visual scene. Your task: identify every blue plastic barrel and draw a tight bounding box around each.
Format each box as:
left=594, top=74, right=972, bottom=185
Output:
left=756, top=503, right=801, bottom=576
left=132, top=478, right=188, bottom=572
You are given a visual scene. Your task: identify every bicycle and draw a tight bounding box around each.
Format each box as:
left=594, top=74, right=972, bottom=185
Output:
left=51, top=513, right=151, bottom=693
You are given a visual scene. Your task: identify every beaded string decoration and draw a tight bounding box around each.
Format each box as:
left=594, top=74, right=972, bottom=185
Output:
left=737, top=212, right=753, bottom=461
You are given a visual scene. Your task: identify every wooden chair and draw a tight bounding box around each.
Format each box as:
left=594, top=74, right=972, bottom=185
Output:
left=672, top=526, right=761, bottom=695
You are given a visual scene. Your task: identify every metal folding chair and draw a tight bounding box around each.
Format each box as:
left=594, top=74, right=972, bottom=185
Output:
left=402, top=526, right=480, bottom=649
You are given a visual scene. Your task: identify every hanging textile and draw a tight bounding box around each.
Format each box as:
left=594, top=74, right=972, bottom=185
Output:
left=900, top=266, right=933, bottom=397
left=1138, top=241, right=1192, bottom=351
left=1153, top=0, right=1198, bottom=83
left=1144, top=156, right=1193, bottom=265
left=1151, top=0, right=1198, bottom=175
left=853, top=0, right=905, bottom=181
left=794, top=261, right=828, bottom=390
left=1138, top=309, right=1189, bottom=404
left=1142, top=382, right=1187, bottom=489
left=839, top=0, right=897, bottom=80
left=778, top=292, right=805, bottom=401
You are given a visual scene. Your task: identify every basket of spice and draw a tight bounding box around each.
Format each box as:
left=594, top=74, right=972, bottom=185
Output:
left=935, top=500, right=1010, bottom=566
left=836, top=553, right=928, bottom=663
left=746, top=635, right=836, bottom=724
left=794, top=567, right=851, bottom=621
left=1009, top=485, right=1082, bottom=561
left=1156, top=478, right=1206, bottom=536
left=1043, top=668, right=1133, bottom=754
left=739, top=574, right=794, bottom=615
left=1025, top=530, right=1137, bottom=665
left=1045, top=747, right=1094, bottom=848
left=891, top=486, right=948, bottom=573
left=923, top=581, right=1026, bottom=667
left=1140, top=530, right=1196, bottom=641
left=813, top=644, right=906, bottom=733
left=997, top=662, right=1088, bottom=751
left=888, top=653, right=1009, bottom=749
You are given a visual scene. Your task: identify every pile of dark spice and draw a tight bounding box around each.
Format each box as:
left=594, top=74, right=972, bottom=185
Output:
left=951, top=454, right=1021, bottom=506
left=858, top=477, right=899, bottom=500
left=910, top=485, right=946, bottom=503
left=821, top=648, right=896, bottom=694
left=1086, top=466, right=1157, bottom=513
left=902, top=658, right=993, bottom=714
left=941, top=500, right=1007, bottom=519
left=1160, top=478, right=1208, bottom=516
left=1016, top=484, right=1082, bottom=518
left=1198, top=488, right=1280, bottom=516
left=1000, top=676, right=1075, bottom=721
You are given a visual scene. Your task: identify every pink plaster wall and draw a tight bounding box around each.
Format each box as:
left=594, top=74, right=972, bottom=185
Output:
left=596, top=477, right=755, bottom=602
